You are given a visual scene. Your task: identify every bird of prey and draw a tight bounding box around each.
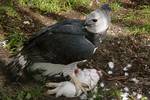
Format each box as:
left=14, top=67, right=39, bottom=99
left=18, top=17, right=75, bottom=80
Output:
left=6, top=4, right=111, bottom=91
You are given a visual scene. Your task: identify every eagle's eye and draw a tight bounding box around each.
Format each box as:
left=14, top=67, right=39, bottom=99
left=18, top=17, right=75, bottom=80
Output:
left=92, top=19, right=97, bottom=22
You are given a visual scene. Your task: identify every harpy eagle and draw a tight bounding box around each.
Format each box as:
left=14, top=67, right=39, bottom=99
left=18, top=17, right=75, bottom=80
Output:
left=6, top=4, right=111, bottom=89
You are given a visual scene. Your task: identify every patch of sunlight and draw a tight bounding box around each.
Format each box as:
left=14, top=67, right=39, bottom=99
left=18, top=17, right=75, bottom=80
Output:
left=0, top=0, right=20, bottom=17
left=110, top=2, right=123, bottom=11
left=18, top=0, right=91, bottom=13
left=5, top=32, right=26, bottom=54
left=0, top=6, right=19, bottom=17
left=127, top=24, right=150, bottom=34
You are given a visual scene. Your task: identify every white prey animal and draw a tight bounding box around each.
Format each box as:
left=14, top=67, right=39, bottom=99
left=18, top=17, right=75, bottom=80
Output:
left=45, top=68, right=101, bottom=97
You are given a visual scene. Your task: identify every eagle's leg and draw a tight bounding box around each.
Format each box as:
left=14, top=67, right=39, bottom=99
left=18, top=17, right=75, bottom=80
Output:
left=45, top=82, right=60, bottom=95
left=46, top=88, right=59, bottom=95
left=69, top=74, right=86, bottom=94
left=46, top=82, right=60, bottom=87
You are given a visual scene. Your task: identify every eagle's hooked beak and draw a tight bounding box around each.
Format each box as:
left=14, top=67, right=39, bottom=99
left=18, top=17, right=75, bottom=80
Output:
left=83, top=23, right=88, bottom=28
left=83, top=22, right=92, bottom=29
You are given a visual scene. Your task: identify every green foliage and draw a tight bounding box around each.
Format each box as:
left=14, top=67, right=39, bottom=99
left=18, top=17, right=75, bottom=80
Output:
left=141, top=96, right=148, bottom=100
left=0, top=0, right=19, bottom=17
left=123, top=8, right=150, bottom=34
left=111, top=2, right=150, bottom=34
left=127, top=24, right=150, bottom=34
left=141, top=5, right=150, bottom=13
left=5, top=32, right=26, bottom=53
left=0, top=91, right=13, bottom=100
left=88, top=87, right=122, bottom=100
left=67, top=0, right=91, bottom=8
left=18, top=0, right=91, bottom=13
left=0, top=6, right=19, bottom=17
left=15, top=87, right=42, bottom=100
left=0, top=86, right=43, bottom=100
left=110, top=2, right=122, bottom=11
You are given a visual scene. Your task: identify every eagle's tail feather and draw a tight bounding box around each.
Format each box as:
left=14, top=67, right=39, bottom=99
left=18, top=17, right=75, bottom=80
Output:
left=6, top=53, right=30, bottom=81
left=6, top=51, right=79, bottom=82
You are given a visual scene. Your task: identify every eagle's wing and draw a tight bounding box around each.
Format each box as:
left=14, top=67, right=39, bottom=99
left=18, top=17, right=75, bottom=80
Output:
left=6, top=19, right=95, bottom=81
left=25, top=19, right=85, bottom=45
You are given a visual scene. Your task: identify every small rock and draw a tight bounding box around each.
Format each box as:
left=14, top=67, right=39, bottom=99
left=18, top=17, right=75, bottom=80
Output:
left=126, top=64, right=132, bottom=68
left=89, top=98, right=94, bottom=100
left=132, top=91, right=137, bottom=96
left=115, top=83, right=118, bottom=86
left=0, top=40, right=7, bottom=47
left=95, top=0, right=100, bottom=3
left=108, top=71, right=113, bottom=74
left=136, top=94, right=142, bottom=99
left=80, top=93, right=87, bottom=100
left=92, top=94, right=96, bottom=99
left=108, top=62, right=114, bottom=69
left=124, top=72, right=129, bottom=76
left=117, top=41, right=121, bottom=44
left=124, top=87, right=129, bottom=92
left=100, top=82, right=105, bottom=88
left=123, top=67, right=128, bottom=71
left=104, top=88, right=110, bottom=91
left=23, top=21, right=30, bottom=25
left=131, top=78, right=139, bottom=84
left=121, top=92, right=129, bottom=100
left=144, top=64, right=148, bottom=67
left=93, top=87, right=98, bottom=92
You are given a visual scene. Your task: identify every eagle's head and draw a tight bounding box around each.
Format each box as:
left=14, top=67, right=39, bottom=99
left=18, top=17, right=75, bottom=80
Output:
left=84, top=4, right=111, bottom=34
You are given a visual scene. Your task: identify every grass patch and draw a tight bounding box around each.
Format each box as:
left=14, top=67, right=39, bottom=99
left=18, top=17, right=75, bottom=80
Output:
left=110, top=2, right=123, bottom=11
left=88, top=87, right=148, bottom=100
left=0, top=34, right=5, bottom=41
left=123, top=8, right=150, bottom=34
left=111, top=3, right=150, bottom=34
left=15, top=87, right=43, bottom=100
left=0, top=0, right=19, bottom=17
left=88, top=87, right=122, bottom=99
left=5, top=32, right=26, bottom=54
left=67, top=0, right=91, bottom=8
left=18, top=0, right=91, bottom=13
left=0, top=5, right=19, bottom=17
left=0, top=86, right=43, bottom=100
left=127, top=24, right=150, bottom=34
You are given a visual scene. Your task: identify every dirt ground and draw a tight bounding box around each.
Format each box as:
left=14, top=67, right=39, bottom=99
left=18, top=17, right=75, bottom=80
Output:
left=0, top=1, right=150, bottom=100
left=81, top=34, right=150, bottom=99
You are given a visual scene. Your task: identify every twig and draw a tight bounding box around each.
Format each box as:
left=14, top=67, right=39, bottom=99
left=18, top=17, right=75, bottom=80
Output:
left=107, top=76, right=127, bottom=81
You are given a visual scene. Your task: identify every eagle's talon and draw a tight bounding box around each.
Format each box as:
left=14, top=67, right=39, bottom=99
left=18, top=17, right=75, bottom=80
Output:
left=45, top=82, right=59, bottom=87
left=46, top=89, right=57, bottom=95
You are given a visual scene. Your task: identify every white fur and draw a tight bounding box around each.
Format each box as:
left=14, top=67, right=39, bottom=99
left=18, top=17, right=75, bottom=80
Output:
left=46, top=82, right=78, bottom=97
left=77, top=69, right=100, bottom=89
left=46, top=68, right=101, bottom=97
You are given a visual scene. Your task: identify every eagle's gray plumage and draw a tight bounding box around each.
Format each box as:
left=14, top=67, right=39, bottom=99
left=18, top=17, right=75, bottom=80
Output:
left=6, top=4, right=111, bottom=81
